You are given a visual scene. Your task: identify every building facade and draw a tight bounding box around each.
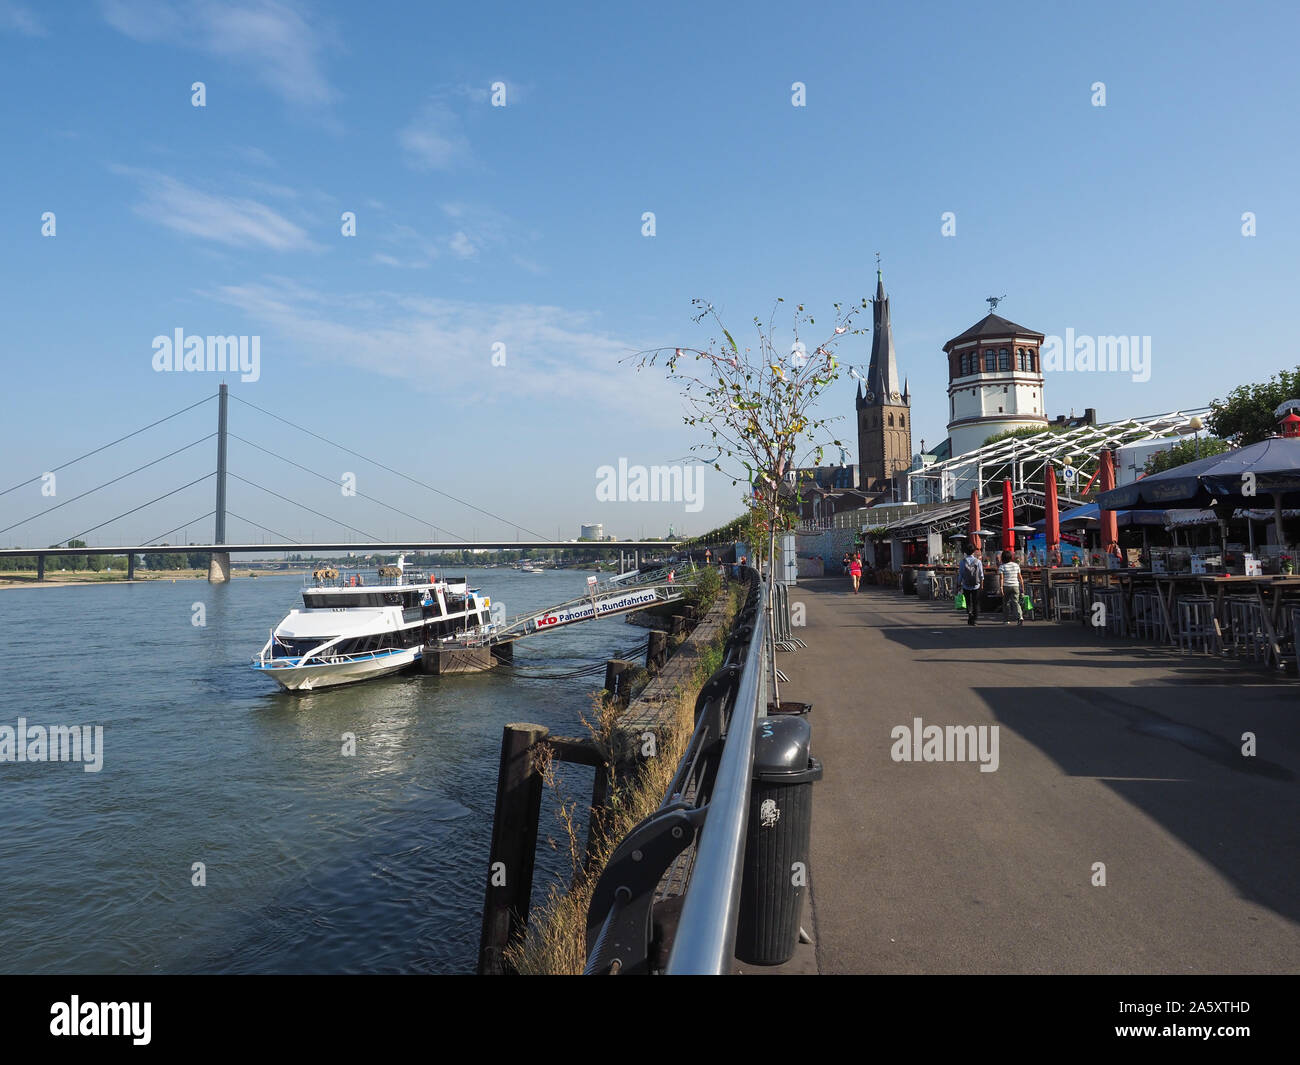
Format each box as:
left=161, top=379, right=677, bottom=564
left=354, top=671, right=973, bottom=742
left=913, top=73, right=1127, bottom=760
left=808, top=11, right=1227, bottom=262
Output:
left=943, top=310, right=1048, bottom=458
left=856, top=271, right=912, bottom=495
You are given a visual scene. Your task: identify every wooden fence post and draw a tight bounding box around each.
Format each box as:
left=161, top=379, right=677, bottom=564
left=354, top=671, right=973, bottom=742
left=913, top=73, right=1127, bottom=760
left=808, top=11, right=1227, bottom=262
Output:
left=477, top=722, right=549, bottom=975
left=646, top=630, right=667, bottom=673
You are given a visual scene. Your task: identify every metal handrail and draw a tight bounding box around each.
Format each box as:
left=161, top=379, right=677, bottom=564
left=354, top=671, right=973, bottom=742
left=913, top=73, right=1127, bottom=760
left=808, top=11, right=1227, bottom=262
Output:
left=665, top=569, right=768, bottom=974
left=253, top=643, right=412, bottom=668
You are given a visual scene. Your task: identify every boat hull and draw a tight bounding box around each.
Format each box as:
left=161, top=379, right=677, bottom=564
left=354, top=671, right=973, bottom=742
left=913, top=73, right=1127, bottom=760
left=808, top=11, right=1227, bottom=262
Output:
left=255, top=647, right=421, bottom=692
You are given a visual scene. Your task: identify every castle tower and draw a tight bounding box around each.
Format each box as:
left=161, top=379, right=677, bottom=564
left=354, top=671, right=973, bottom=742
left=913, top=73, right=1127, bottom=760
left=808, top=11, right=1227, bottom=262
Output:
left=856, top=270, right=912, bottom=494
left=943, top=302, right=1047, bottom=458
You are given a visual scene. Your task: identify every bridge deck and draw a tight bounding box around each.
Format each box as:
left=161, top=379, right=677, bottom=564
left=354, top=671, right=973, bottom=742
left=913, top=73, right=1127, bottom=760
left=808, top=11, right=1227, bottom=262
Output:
left=778, top=578, right=1300, bottom=974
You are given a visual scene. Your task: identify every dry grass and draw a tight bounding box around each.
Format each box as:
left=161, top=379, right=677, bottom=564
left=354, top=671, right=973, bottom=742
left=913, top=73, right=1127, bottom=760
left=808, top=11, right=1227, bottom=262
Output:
left=505, top=585, right=742, bottom=975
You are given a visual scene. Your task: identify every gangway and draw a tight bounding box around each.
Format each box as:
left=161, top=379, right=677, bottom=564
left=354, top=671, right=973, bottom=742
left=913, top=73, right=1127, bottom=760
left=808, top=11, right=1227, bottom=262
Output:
left=488, top=564, right=699, bottom=646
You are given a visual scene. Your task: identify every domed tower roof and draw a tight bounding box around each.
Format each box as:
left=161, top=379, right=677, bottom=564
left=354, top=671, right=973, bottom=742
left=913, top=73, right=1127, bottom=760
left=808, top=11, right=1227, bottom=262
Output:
left=943, top=313, right=1044, bottom=352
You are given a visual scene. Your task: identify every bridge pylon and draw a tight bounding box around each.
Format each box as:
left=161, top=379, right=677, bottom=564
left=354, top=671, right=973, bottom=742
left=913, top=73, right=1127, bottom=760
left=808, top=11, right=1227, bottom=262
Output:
left=208, top=383, right=230, bottom=584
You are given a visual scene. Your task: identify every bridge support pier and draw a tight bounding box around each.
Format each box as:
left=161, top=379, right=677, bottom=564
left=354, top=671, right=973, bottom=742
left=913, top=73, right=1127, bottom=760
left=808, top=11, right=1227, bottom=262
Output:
left=127, top=554, right=136, bottom=580
left=207, top=551, right=231, bottom=584
left=37, top=554, right=45, bottom=582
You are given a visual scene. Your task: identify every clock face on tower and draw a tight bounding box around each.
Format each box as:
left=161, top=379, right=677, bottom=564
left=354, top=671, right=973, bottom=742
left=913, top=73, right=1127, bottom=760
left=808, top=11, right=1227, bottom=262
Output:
left=865, top=390, right=875, bottom=403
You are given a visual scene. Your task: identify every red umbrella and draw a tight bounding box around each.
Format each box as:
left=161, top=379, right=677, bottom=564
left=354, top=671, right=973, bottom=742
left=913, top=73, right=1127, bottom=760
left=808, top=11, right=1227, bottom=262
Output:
left=1098, top=449, right=1119, bottom=550
left=969, top=490, right=982, bottom=553
left=1044, top=462, right=1061, bottom=562
left=1002, top=478, right=1015, bottom=551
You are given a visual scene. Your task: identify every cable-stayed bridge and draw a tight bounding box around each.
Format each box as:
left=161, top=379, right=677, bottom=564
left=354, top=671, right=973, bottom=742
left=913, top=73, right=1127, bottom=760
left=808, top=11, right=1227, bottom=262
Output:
left=0, top=384, right=679, bottom=581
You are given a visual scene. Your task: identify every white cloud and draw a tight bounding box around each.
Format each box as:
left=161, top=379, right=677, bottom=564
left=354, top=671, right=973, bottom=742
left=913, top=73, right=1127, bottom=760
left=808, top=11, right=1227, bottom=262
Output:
left=114, top=167, right=321, bottom=251
left=399, top=99, right=472, bottom=171
left=448, top=231, right=476, bottom=259
left=0, top=1, right=46, bottom=35
left=205, top=279, right=678, bottom=415
left=101, top=0, right=337, bottom=112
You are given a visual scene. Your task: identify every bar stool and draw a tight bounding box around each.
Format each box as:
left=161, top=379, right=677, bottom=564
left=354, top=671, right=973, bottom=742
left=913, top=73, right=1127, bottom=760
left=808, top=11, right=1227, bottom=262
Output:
left=1176, top=597, right=1217, bottom=654
left=1225, top=597, right=1258, bottom=658
left=1132, top=590, right=1160, bottom=640
left=1236, top=599, right=1268, bottom=662
left=1091, top=587, right=1126, bottom=637
left=1052, top=583, right=1080, bottom=622
left=1291, top=607, right=1300, bottom=675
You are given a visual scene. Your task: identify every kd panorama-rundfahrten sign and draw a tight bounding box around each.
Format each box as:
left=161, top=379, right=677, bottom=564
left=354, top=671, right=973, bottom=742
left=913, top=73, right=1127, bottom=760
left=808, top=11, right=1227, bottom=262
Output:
left=532, top=588, right=662, bottom=630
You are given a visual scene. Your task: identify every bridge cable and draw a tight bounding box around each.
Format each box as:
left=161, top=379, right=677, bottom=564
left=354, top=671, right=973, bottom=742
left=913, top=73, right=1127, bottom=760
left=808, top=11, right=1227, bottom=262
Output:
left=141, top=512, right=217, bottom=546
left=227, top=433, right=465, bottom=542
left=225, top=510, right=302, bottom=545
left=226, top=473, right=381, bottom=541
left=0, top=435, right=217, bottom=538
left=228, top=394, right=552, bottom=540
left=0, top=393, right=216, bottom=499
left=56, top=473, right=216, bottom=546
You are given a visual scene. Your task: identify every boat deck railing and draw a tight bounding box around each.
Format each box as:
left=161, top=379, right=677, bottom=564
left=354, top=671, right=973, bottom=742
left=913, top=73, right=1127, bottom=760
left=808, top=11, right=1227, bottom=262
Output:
left=305, top=573, right=456, bottom=590
left=253, top=644, right=414, bottom=669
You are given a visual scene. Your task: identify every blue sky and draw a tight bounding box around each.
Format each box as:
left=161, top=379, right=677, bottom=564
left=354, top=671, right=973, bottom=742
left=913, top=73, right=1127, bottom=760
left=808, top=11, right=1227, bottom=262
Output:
left=2, top=0, right=1297, bottom=549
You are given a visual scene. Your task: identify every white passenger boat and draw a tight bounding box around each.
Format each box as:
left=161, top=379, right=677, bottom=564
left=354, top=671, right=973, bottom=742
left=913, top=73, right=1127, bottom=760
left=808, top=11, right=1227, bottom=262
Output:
left=252, top=555, right=494, bottom=691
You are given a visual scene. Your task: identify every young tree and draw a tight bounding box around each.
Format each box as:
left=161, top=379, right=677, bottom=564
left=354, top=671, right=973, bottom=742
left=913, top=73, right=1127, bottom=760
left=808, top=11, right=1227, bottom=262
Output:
left=631, top=296, right=867, bottom=699
left=1209, top=368, right=1300, bottom=444
left=1142, top=436, right=1231, bottom=474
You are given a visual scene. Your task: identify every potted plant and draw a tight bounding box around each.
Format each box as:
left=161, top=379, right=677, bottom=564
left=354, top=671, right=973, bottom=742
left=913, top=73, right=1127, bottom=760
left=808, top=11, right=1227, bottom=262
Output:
left=1283, top=554, right=1294, bottom=575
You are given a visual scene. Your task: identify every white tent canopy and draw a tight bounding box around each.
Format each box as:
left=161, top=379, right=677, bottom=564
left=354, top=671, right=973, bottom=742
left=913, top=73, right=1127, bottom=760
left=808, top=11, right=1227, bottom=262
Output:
left=908, top=407, right=1212, bottom=503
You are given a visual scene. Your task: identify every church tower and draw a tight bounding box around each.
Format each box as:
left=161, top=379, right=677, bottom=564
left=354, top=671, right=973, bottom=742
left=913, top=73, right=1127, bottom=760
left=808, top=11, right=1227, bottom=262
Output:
left=856, top=269, right=912, bottom=495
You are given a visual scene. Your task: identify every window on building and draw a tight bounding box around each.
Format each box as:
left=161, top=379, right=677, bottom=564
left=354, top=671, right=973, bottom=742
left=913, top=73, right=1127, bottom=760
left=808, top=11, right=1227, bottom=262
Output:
left=888, top=414, right=894, bottom=426
left=900, top=415, right=905, bottom=427
left=999, top=348, right=1010, bottom=371
left=1031, top=351, right=1038, bottom=372
left=998, top=406, right=1004, bottom=413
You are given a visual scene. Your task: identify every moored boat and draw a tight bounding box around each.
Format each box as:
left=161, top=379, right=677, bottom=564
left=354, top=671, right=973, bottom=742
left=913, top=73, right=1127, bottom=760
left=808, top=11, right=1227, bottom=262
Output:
left=252, top=555, right=494, bottom=691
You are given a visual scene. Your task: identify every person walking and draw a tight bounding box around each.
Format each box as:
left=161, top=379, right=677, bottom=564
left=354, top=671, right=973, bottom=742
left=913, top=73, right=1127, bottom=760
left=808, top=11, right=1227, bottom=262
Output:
left=998, top=549, right=1024, bottom=626
left=958, top=544, right=984, bottom=626
left=849, top=554, right=862, bottom=594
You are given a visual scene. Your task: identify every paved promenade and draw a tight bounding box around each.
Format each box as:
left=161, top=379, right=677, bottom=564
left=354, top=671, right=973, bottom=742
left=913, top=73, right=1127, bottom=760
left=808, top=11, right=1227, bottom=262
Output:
left=783, top=579, right=1300, bottom=974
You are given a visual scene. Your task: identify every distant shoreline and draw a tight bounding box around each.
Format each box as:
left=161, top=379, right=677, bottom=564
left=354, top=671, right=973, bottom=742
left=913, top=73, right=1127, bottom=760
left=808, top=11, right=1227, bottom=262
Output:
left=0, top=569, right=309, bottom=589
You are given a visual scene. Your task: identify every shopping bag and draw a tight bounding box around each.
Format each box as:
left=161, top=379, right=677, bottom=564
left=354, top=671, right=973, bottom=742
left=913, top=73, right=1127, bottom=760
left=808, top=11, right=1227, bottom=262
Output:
left=954, top=591, right=966, bottom=610
left=1022, top=594, right=1034, bottom=613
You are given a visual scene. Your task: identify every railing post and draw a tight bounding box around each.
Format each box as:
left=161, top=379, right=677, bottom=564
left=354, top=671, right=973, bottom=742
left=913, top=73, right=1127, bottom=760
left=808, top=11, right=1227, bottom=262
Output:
left=477, top=722, right=549, bottom=975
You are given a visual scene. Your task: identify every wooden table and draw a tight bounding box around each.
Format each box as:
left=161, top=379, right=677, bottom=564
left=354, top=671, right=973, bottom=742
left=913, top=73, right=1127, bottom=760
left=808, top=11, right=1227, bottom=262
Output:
left=1192, top=574, right=1300, bottom=668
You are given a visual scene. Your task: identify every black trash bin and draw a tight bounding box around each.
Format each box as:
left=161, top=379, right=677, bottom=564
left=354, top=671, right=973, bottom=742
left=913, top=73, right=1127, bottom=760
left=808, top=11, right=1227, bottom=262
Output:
left=736, top=715, right=822, bottom=965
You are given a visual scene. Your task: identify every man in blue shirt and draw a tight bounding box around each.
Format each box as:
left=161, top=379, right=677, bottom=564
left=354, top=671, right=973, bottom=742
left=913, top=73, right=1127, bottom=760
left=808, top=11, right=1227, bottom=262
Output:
left=959, top=543, right=985, bottom=627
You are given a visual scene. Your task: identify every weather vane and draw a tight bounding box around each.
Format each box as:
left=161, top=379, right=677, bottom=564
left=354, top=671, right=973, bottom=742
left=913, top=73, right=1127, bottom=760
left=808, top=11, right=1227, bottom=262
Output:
left=986, top=294, right=1007, bottom=314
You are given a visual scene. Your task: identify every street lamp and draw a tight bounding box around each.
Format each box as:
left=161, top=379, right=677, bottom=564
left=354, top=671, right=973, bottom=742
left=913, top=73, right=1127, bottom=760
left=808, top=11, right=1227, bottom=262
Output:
left=1188, top=415, right=1204, bottom=458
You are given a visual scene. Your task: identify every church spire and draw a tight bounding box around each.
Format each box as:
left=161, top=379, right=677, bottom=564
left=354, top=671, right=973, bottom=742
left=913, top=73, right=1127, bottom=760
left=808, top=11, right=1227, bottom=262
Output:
left=866, top=267, right=900, bottom=403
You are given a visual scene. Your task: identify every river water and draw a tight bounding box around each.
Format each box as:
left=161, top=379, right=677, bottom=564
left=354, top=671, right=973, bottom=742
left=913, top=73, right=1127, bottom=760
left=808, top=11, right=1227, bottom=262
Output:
left=0, top=568, right=640, bottom=973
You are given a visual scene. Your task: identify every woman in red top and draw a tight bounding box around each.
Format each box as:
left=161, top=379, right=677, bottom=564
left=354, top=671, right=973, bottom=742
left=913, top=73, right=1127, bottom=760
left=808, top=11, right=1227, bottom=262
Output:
left=849, top=555, right=862, bottom=594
